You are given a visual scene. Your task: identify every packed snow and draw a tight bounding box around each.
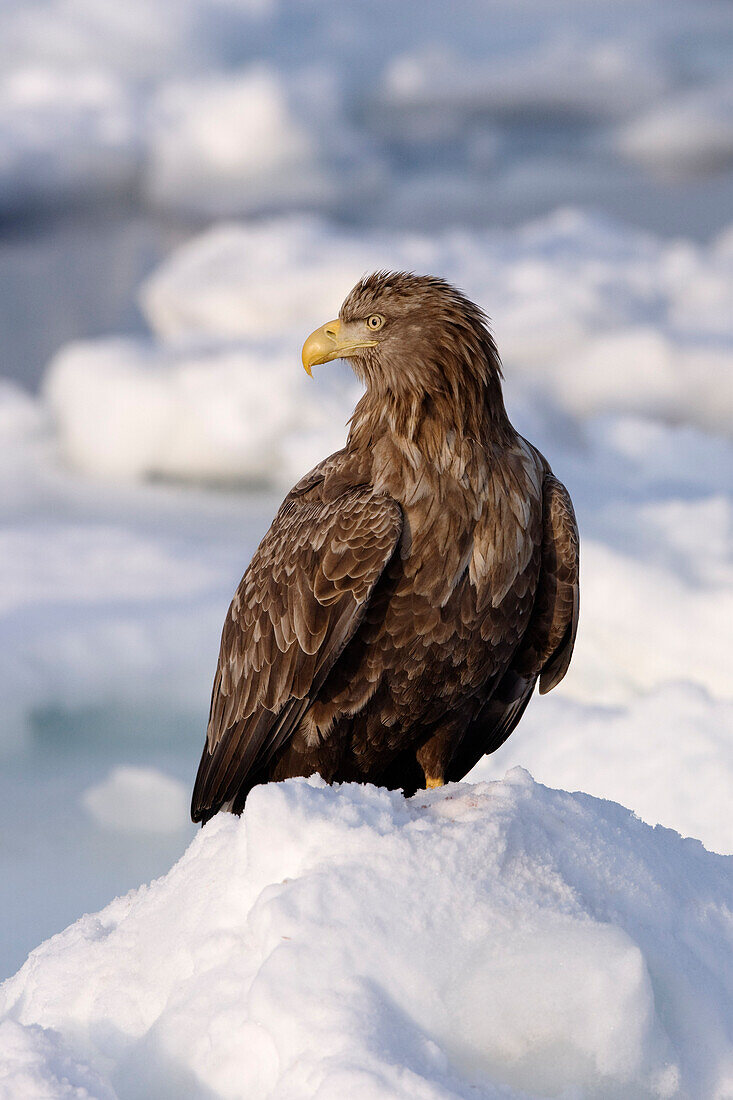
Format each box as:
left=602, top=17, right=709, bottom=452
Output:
left=474, top=684, right=733, bottom=855
left=3, top=772, right=733, bottom=1099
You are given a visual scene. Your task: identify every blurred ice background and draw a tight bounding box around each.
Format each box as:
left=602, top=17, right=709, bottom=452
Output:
left=1, top=0, right=732, bottom=978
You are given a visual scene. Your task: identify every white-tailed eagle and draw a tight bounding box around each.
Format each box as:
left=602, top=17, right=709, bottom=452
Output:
left=192, top=273, right=579, bottom=823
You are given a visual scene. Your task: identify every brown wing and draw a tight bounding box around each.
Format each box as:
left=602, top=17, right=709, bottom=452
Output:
left=536, top=473, right=580, bottom=693
left=446, top=470, right=579, bottom=781
left=191, top=478, right=402, bottom=823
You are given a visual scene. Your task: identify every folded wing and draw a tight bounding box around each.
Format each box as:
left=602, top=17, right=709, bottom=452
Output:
left=446, top=471, right=579, bottom=781
left=191, top=482, right=402, bottom=822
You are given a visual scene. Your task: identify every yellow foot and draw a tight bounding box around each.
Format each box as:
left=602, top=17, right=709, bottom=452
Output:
left=425, top=776, right=444, bottom=789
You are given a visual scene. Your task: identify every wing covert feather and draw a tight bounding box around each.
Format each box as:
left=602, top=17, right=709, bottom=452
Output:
left=192, top=484, right=402, bottom=822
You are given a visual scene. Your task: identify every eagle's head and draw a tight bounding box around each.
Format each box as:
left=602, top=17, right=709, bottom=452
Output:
left=301, top=272, right=502, bottom=405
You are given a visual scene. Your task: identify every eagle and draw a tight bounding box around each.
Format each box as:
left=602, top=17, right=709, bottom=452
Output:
left=192, top=272, right=579, bottom=824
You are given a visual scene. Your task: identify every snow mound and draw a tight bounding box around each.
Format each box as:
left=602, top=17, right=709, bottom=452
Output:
left=2, top=772, right=732, bottom=1099
left=0, top=66, right=137, bottom=213
left=145, top=68, right=325, bottom=218
left=138, top=217, right=367, bottom=343
left=618, top=80, right=733, bottom=176
left=43, top=334, right=359, bottom=486
left=379, top=36, right=667, bottom=124
left=0, top=1019, right=115, bottom=1100
left=0, top=0, right=732, bottom=224
left=81, top=767, right=189, bottom=835
left=470, top=684, right=733, bottom=855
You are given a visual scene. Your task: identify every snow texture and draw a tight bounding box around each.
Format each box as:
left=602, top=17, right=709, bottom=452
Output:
left=4, top=771, right=733, bottom=1100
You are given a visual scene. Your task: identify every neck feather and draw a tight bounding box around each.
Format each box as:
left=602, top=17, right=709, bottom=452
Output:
left=347, top=352, right=514, bottom=466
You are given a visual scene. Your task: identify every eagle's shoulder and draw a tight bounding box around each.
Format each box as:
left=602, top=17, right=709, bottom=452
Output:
left=285, top=447, right=375, bottom=506
left=286, top=448, right=345, bottom=500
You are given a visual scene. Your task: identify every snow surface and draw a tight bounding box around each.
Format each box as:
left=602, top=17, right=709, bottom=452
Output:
left=2, top=771, right=732, bottom=1099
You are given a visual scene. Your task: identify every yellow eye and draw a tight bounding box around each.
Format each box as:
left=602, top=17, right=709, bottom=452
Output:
left=366, top=314, right=384, bottom=331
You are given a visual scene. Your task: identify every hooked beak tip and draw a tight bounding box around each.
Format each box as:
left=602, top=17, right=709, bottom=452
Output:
left=301, top=318, right=342, bottom=377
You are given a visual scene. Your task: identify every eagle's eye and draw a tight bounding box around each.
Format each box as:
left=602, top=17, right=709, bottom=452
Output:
left=366, top=314, right=385, bottom=331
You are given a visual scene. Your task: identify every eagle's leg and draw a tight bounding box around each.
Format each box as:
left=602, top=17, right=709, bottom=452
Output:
left=415, top=709, right=478, bottom=789
left=415, top=726, right=454, bottom=790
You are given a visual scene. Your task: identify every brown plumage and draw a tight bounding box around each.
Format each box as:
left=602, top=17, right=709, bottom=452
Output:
left=192, top=272, right=579, bottom=823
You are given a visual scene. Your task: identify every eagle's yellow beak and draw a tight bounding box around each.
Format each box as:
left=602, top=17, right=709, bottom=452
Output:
left=301, top=318, right=378, bottom=377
